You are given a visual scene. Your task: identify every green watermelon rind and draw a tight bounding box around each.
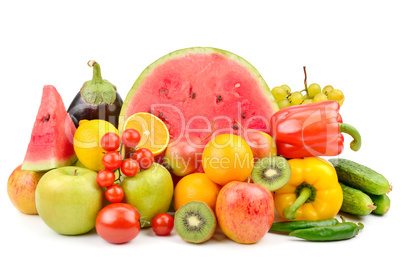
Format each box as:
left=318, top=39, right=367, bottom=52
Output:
left=21, top=156, right=77, bottom=172
left=119, top=47, right=279, bottom=132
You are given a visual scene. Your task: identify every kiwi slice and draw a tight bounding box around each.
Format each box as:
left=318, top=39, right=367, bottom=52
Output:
left=174, top=201, right=216, bottom=244
left=251, top=156, right=291, bottom=191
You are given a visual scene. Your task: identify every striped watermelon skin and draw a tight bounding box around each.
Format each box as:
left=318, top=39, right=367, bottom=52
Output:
left=21, top=85, right=77, bottom=171
left=119, top=47, right=279, bottom=145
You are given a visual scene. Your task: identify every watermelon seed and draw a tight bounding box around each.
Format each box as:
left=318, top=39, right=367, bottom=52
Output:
left=189, top=86, right=195, bottom=99
left=42, top=114, right=50, bottom=123
left=160, top=88, right=168, bottom=95
left=235, top=83, right=241, bottom=88
left=241, top=113, right=246, bottom=119
left=148, top=109, right=154, bottom=114
left=232, top=125, right=239, bottom=130
left=216, top=95, right=223, bottom=104
left=158, top=112, right=163, bottom=118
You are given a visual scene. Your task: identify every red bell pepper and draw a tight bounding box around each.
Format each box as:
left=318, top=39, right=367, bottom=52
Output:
left=270, top=101, right=361, bottom=158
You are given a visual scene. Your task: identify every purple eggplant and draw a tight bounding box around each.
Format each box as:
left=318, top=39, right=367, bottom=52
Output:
left=67, top=60, right=123, bottom=128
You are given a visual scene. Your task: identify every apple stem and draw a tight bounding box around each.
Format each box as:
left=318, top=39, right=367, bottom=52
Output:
left=74, top=169, right=77, bottom=176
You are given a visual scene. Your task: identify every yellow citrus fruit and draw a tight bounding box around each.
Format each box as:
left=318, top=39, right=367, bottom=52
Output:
left=122, top=112, right=169, bottom=155
left=173, top=173, right=221, bottom=211
left=202, top=134, right=254, bottom=186
left=73, top=119, right=119, bottom=171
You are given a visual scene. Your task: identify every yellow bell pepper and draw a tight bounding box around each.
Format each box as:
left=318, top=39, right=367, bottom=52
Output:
left=274, top=157, right=343, bottom=221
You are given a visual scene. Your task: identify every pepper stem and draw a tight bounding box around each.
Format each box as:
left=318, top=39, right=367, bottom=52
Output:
left=339, top=123, right=362, bottom=151
left=87, top=60, right=103, bottom=83
left=283, top=187, right=312, bottom=220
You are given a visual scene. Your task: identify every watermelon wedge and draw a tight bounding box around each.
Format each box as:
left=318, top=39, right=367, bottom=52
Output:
left=21, top=85, right=77, bottom=171
left=120, top=47, right=279, bottom=144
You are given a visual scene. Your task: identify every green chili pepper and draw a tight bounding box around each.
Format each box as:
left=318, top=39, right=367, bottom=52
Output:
left=289, top=216, right=364, bottom=241
left=269, top=218, right=339, bottom=233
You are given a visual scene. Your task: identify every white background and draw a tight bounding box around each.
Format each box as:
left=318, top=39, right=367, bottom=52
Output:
left=1, top=1, right=401, bottom=267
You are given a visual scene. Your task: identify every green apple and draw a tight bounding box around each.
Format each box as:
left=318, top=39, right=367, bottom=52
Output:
left=74, top=159, right=86, bottom=168
left=121, top=163, right=173, bottom=228
left=35, top=166, right=104, bottom=235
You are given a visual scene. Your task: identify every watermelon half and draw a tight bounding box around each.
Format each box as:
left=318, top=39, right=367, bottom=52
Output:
left=119, top=47, right=279, bottom=144
left=21, top=85, right=77, bottom=171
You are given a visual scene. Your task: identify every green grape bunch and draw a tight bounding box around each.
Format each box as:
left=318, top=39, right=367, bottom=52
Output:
left=272, top=67, right=345, bottom=110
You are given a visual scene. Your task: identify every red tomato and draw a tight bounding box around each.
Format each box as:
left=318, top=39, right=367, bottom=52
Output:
left=105, top=184, right=124, bottom=203
left=132, top=148, right=154, bottom=170
left=96, top=203, right=141, bottom=244
left=151, top=213, right=174, bottom=236
left=96, top=169, right=116, bottom=187
left=122, top=129, right=141, bottom=148
left=121, top=159, right=140, bottom=177
left=102, top=151, right=122, bottom=170
left=101, top=132, right=121, bottom=151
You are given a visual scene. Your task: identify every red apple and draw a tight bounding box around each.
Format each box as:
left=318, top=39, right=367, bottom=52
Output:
left=163, top=136, right=203, bottom=177
left=216, top=181, right=274, bottom=244
left=7, top=164, right=45, bottom=215
left=242, top=129, right=277, bottom=162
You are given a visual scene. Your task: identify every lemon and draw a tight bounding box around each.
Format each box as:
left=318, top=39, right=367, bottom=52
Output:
left=73, top=120, right=119, bottom=171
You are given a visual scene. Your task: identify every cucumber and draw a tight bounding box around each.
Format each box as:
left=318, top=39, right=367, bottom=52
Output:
left=329, top=158, right=391, bottom=195
left=369, top=194, right=391, bottom=215
left=340, top=183, right=376, bottom=216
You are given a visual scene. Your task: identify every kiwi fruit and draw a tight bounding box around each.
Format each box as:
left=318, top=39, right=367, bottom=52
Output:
left=251, top=156, right=291, bottom=191
left=174, top=201, right=216, bottom=244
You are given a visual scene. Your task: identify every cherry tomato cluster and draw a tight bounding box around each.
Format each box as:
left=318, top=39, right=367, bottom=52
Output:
left=97, top=132, right=124, bottom=203
left=96, top=129, right=155, bottom=204
left=95, top=129, right=169, bottom=244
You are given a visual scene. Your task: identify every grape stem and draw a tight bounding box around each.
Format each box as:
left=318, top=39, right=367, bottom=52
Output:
left=303, top=66, right=308, bottom=90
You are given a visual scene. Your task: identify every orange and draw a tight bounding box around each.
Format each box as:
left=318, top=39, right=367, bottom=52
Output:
left=173, top=173, right=221, bottom=211
left=202, top=134, right=254, bottom=186
left=122, top=112, right=169, bottom=155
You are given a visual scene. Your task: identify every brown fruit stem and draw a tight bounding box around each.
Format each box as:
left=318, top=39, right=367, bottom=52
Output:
left=234, top=119, right=245, bottom=131
left=201, top=121, right=216, bottom=142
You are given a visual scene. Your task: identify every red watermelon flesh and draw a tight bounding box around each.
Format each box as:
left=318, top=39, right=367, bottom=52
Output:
left=21, top=85, right=77, bottom=171
left=120, top=47, right=279, bottom=145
